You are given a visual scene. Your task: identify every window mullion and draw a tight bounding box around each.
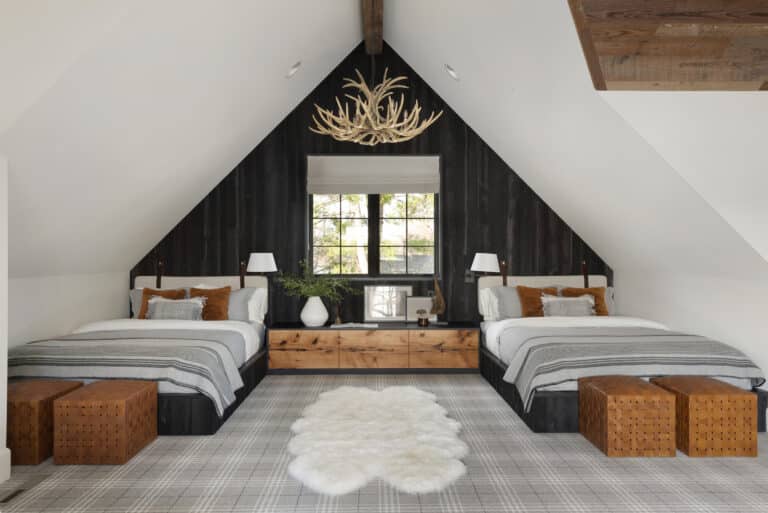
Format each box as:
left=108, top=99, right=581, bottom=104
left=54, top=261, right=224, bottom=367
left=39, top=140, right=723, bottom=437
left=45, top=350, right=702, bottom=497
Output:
left=369, top=194, right=380, bottom=276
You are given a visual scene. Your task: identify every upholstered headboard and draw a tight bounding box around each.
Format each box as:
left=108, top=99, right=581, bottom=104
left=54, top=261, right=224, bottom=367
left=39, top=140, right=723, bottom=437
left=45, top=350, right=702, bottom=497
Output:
left=477, top=275, right=608, bottom=317
left=133, top=275, right=268, bottom=291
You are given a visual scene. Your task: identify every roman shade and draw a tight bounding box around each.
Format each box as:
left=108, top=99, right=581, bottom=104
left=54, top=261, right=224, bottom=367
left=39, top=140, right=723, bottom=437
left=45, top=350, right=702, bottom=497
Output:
left=307, top=155, right=440, bottom=194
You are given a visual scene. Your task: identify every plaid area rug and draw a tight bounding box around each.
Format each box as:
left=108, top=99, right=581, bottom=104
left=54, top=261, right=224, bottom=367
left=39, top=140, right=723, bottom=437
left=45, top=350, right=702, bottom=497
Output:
left=3, top=374, right=768, bottom=513
left=287, top=385, right=468, bottom=495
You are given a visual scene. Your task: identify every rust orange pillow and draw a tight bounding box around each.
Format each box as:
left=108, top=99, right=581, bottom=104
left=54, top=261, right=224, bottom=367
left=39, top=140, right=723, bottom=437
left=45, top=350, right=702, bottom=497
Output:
left=138, top=288, right=186, bottom=319
left=561, top=287, right=609, bottom=316
left=190, top=286, right=231, bottom=320
left=516, top=286, right=558, bottom=317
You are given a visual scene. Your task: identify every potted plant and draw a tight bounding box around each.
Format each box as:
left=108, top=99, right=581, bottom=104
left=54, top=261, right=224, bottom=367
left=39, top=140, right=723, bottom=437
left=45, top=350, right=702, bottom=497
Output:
left=276, top=261, right=356, bottom=327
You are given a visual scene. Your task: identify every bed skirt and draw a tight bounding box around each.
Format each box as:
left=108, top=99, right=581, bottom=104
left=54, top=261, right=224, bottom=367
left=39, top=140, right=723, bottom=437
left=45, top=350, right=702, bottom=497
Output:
left=479, top=345, right=767, bottom=434
left=158, top=349, right=268, bottom=435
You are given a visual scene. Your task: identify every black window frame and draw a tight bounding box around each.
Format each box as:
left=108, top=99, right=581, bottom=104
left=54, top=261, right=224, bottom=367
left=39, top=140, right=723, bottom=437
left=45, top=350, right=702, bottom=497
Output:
left=308, top=193, right=440, bottom=280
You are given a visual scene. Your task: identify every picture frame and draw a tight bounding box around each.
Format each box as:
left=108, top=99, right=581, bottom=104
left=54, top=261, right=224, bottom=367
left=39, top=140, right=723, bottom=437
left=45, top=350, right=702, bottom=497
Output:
left=363, top=285, right=413, bottom=322
left=405, top=296, right=437, bottom=323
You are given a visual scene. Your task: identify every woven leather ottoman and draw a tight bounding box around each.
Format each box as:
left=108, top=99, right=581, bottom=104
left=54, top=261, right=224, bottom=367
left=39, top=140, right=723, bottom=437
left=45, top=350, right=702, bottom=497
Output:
left=651, top=376, right=757, bottom=457
left=8, top=380, right=83, bottom=465
left=54, top=380, right=157, bottom=465
left=579, top=376, right=676, bottom=457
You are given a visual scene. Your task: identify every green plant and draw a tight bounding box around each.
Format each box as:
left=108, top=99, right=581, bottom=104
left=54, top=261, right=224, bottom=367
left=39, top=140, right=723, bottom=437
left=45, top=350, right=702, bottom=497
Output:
left=277, top=260, right=357, bottom=303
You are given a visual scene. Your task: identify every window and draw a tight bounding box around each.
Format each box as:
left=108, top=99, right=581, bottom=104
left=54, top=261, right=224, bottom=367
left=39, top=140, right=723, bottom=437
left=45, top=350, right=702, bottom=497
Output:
left=311, top=194, right=369, bottom=274
left=379, top=193, right=435, bottom=275
left=311, top=193, right=438, bottom=276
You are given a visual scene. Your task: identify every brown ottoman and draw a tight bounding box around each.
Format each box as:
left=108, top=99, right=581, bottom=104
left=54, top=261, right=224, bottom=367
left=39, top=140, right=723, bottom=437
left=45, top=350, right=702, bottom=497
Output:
left=651, top=376, right=757, bottom=457
left=8, top=380, right=83, bottom=465
left=579, top=376, right=676, bottom=457
left=54, top=380, right=157, bottom=465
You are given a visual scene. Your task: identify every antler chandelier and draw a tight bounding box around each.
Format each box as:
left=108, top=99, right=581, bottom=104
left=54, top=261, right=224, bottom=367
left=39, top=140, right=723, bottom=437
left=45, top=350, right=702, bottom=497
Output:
left=310, top=68, right=443, bottom=146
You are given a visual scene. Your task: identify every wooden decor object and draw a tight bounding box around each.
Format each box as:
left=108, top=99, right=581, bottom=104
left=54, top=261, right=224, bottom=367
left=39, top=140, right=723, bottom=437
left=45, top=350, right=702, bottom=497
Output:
left=339, top=330, right=408, bottom=368
left=408, top=330, right=479, bottom=369
left=268, top=330, right=340, bottom=369
left=651, top=376, right=757, bottom=457
left=579, top=375, right=676, bottom=457
left=8, top=380, right=83, bottom=465
left=54, top=380, right=157, bottom=465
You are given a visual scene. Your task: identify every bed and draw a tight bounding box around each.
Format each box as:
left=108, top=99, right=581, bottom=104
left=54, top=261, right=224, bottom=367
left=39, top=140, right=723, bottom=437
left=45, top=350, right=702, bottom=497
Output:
left=477, top=274, right=767, bottom=433
left=8, top=274, right=269, bottom=435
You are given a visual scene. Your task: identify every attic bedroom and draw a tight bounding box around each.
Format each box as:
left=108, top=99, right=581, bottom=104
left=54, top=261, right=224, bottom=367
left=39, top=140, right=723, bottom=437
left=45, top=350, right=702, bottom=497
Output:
left=1, top=1, right=767, bottom=512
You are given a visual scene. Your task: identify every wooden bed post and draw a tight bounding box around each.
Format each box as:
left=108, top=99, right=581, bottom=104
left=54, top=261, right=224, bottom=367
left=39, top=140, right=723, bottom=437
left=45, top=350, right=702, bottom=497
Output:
left=156, top=259, right=164, bottom=289
left=239, top=260, right=247, bottom=289
left=582, top=260, right=589, bottom=288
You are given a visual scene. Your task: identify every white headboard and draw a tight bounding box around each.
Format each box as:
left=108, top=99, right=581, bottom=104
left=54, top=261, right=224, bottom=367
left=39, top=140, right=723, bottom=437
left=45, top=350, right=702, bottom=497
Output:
left=477, top=275, right=607, bottom=317
left=133, top=275, right=268, bottom=291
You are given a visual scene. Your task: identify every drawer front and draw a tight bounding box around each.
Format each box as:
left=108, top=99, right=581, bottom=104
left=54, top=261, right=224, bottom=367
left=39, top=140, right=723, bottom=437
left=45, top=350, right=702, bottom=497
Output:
left=409, top=330, right=479, bottom=369
left=268, top=330, right=339, bottom=369
left=339, top=330, right=409, bottom=368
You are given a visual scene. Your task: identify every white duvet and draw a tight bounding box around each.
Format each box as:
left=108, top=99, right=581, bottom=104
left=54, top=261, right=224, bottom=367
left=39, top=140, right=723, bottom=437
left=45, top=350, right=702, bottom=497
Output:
left=74, top=318, right=265, bottom=361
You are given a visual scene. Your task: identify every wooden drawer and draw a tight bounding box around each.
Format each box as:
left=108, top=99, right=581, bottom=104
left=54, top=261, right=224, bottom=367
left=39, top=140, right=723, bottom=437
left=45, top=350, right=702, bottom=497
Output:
left=409, top=329, right=479, bottom=369
left=268, top=330, right=339, bottom=369
left=339, top=330, right=409, bottom=368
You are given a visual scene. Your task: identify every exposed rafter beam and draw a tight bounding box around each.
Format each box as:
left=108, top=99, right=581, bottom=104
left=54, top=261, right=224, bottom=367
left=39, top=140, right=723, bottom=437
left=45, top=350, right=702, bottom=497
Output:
left=569, top=0, right=607, bottom=90
left=362, top=0, right=383, bottom=55
left=581, top=0, right=768, bottom=24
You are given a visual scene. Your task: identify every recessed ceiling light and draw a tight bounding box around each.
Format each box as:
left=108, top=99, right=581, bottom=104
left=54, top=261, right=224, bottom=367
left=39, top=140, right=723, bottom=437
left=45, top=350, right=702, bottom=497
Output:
left=286, top=61, right=302, bottom=79
left=444, top=64, right=459, bottom=81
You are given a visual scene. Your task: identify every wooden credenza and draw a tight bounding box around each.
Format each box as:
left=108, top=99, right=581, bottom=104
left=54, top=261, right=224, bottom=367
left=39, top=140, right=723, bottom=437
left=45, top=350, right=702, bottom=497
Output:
left=268, top=324, right=479, bottom=370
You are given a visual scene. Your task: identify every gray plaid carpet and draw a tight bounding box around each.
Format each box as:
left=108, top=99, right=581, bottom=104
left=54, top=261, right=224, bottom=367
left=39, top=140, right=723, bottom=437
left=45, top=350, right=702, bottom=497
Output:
left=2, top=374, right=768, bottom=512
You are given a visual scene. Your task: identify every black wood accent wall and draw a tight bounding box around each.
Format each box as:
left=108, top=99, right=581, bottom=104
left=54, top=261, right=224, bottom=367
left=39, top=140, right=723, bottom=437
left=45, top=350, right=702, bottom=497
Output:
left=132, top=42, right=611, bottom=323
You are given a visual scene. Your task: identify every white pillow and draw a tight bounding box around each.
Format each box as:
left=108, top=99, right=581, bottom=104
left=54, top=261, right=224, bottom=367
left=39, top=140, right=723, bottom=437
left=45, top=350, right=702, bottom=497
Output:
left=479, top=288, right=500, bottom=321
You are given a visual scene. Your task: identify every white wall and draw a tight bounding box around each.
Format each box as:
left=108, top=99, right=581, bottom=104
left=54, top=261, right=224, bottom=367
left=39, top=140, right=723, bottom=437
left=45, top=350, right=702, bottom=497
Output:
left=617, top=269, right=768, bottom=386
left=8, top=272, right=126, bottom=347
left=0, top=155, right=10, bottom=482
left=603, top=92, right=768, bottom=262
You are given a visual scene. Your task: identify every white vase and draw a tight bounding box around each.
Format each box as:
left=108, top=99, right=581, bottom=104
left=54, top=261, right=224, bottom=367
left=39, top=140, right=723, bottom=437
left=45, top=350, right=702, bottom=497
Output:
left=300, top=296, right=328, bottom=327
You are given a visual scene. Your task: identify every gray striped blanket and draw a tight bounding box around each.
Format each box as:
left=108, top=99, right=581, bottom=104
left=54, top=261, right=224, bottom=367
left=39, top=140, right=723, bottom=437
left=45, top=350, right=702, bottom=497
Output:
left=498, top=326, right=765, bottom=412
left=8, top=329, right=247, bottom=416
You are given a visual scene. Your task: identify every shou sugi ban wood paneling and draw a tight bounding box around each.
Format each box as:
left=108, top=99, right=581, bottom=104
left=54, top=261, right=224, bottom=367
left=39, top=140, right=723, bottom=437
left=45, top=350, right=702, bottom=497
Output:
left=132, top=42, right=611, bottom=323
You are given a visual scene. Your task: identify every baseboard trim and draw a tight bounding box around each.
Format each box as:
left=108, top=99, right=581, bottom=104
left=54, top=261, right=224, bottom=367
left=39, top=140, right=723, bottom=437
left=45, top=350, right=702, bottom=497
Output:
left=0, top=447, right=10, bottom=483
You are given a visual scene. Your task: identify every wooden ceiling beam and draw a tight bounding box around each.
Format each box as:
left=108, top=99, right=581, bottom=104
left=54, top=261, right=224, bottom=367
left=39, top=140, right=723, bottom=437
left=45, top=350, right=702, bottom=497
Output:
left=582, top=0, right=768, bottom=24
left=569, top=0, right=608, bottom=90
left=362, top=0, right=383, bottom=55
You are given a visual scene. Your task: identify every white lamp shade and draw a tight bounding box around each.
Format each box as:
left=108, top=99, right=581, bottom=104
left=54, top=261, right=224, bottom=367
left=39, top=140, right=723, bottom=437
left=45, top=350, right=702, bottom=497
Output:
left=470, top=253, right=500, bottom=273
left=247, top=252, right=277, bottom=273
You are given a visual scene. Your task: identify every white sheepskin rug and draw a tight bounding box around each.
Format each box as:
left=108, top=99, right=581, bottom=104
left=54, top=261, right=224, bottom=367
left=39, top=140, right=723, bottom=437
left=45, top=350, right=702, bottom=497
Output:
left=287, top=386, right=469, bottom=496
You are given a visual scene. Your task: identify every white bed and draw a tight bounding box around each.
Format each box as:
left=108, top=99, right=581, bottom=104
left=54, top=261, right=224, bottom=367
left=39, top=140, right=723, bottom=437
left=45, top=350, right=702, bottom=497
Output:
left=478, top=274, right=756, bottom=391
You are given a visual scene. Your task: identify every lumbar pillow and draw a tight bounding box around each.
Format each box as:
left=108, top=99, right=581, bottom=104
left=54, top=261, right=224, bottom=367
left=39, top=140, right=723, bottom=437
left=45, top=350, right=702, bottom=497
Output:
left=560, top=287, right=609, bottom=316
left=137, top=288, right=186, bottom=319
left=541, top=294, right=595, bottom=317
left=147, top=297, right=205, bottom=320
left=190, top=286, right=231, bottom=320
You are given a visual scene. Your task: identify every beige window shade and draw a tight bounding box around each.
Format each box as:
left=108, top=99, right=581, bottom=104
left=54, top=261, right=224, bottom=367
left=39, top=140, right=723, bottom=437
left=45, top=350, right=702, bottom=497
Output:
left=307, top=155, right=440, bottom=194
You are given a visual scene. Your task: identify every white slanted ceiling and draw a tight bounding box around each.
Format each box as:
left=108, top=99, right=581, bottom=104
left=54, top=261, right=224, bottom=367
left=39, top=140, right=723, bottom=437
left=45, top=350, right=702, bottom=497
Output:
left=0, top=0, right=361, bottom=278
left=1, top=1, right=767, bottom=372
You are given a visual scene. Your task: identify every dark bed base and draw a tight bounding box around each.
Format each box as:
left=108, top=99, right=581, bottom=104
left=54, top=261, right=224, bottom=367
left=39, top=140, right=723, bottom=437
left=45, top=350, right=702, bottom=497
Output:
left=157, top=349, right=268, bottom=435
left=479, top=346, right=768, bottom=433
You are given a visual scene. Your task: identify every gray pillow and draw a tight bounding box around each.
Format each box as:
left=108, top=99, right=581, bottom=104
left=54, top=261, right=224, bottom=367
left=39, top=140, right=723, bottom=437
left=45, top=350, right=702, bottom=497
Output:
left=489, top=286, right=523, bottom=319
left=228, top=288, right=257, bottom=322
left=147, top=297, right=205, bottom=320
left=542, top=295, right=595, bottom=317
